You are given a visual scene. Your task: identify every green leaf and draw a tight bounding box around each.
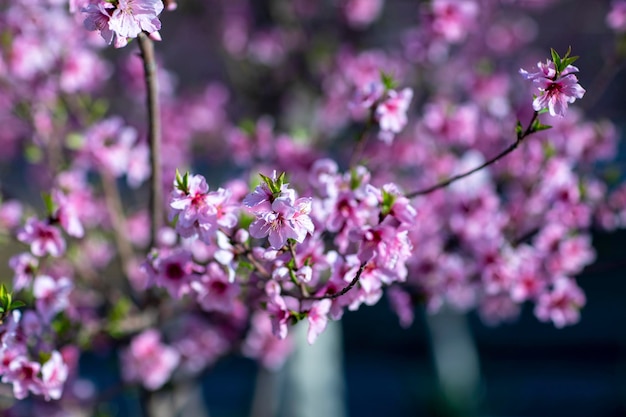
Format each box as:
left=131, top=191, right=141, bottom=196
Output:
left=515, top=120, right=523, bottom=137
left=550, top=48, right=561, bottom=69
left=9, top=300, right=25, bottom=309
left=562, top=56, right=579, bottom=68
left=238, top=261, right=254, bottom=271
left=51, top=313, right=72, bottom=335
left=38, top=351, right=52, bottom=363
left=24, top=145, right=43, bottom=163
left=289, top=269, right=298, bottom=285
left=108, top=296, right=132, bottom=322
left=602, top=165, right=621, bottom=185
left=276, top=172, right=287, bottom=190
left=42, top=192, right=55, bottom=216
left=381, top=189, right=396, bottom=217
left=238, top=212, right=254, bottom=230
left=535, top=124, right=552, bottom=132
left=174, top=169, right=190, bottom=193
left=65, top=133, right=84, bottom=150
left=380, top=71, right=398, bottom=90
left=259, top=173, right=276, bottom=193
left=90, top=98, right=109, bottom=123
left=239, top=119, right=256, bottom=135
left=532, top=118, right=552, bottom=133
left=290, top=310, right=307, bottom=323
left=349, top=168, right=361, bottom=190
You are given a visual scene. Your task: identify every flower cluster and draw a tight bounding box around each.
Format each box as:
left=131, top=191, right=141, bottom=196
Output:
left=82, top=0, right=164, bottom=48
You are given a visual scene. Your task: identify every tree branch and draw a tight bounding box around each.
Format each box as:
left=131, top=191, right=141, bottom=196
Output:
left=137, top=32, right=163, bottom=248
left=405, top=111, right=539, bottom=199
left=303, top=262, right=367, bottom=301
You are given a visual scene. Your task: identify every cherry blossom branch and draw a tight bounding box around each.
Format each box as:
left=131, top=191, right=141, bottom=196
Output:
left=137, top=32, right=163, bottom=247
left=405, top=111, right=539, bottom=199
left=303, top=261, right=368, bottom=301
left=234, top=243, right=272, bottom=279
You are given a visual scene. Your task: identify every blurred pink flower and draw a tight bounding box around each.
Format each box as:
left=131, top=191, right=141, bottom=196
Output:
left=122, top=329, right=180, bottom=391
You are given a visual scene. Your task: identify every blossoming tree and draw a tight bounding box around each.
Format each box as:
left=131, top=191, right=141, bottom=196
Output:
left=0, top=0, right=625, bottom=415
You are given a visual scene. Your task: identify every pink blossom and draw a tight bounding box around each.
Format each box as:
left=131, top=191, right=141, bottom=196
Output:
left=60, top=49, right=111, bottom=93
left=17, top=218, right=66, bottom=258
left=354, top=225, right=412, bottom=273
left=33, top=275, right=73, bottom=322
left=387, top=286, right=414, bottom=328
left=82, top=117, right=138, bottom=178
left=350, top=81, right=384, bottom=112
left=306, top=299, right=332, bottom=344
left=242, top=312, right=293, bottom=370
left=248, top=191, right=314, bottom=250
left=509, top=249, right=545, bottom=303
left=479, top=295, right=521, bottom=326
left=170, top=174, right=217, bottom=238
left=607, top=1, right=626, bottom=31
left=430, top=0, right=479, bottom=43
left=532, top=73, right=586, bottom=117
left=9, top=253, right=38, bottom=291
left=343, top=0, right=384, bottom=28
left=242, top=180, right=275, bottom=213
left=520, top=62, right=585, bottom=117
left=127, top=143, right=151, bottom=188
left=375, top=88, right=413, bottom=143
left=534, top=277, right=586, bottom=328
left=82, top=2, right=116, bottom=45
left=519, top=60, right=556, bottom=80
left=192, top=263, right=240, bottom=313
left=173, top=318, right=229, bottom=374
left=148, top=249, right=196, bottom=299
left=109, top=0, right=164, bottom=40
left=84, top=0, right=163, bottom=48
left=121, top=329, right=180, bottom=390
left=0, top=200, right=22, bottom=230
left=2, top=356, right=43, bottom=400
left=548, top=235, right=596, bottom=276
left=265, top=281, right=291, bottom=339
left=52, top=189, right=84, bottom=239
left=205, top=187, right=239, bottom=230
left=40, top=351, right=68, bottom=401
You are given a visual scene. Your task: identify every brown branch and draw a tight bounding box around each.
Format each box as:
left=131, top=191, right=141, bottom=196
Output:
left=101, top=171, right=135, bottom=275
left=405, top=111, right=539, bottom=199
left=303, top=261, right=368, bottom=301
left=137, top=32, right=163, bottom=248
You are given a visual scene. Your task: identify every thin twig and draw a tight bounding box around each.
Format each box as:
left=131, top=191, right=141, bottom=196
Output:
left=405, top=111, right=539, bottom=199
left=137, top=32, right=163, bottom=248
left=101, top=171, right=135, bottom=274
left=303, top=261, right=367, bottom=301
